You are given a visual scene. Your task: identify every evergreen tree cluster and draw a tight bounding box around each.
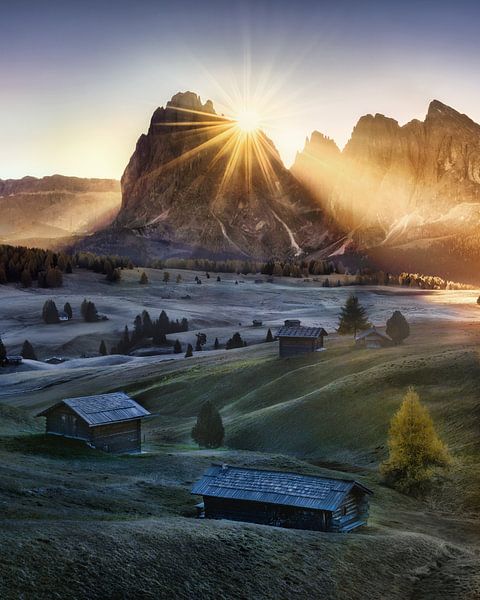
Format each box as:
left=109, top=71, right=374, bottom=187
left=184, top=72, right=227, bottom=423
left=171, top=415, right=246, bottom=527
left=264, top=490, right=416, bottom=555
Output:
left=0, top=244, right=72, bottom=288
left=74, top=252, right=133, bottom=273
left=80, top=298, right=99, bottom=322
left=111, top=309, right=189, bottom=355
left=226, top=332, right=246, bottom=349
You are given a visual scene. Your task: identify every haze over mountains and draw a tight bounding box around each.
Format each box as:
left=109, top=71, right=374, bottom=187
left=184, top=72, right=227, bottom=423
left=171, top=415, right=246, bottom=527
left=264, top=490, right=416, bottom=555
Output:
left=292, top=100, right=480, bottom=280
left=0, top=175, right=121, bottom=249
left=4, top=94, right=480, bottom=280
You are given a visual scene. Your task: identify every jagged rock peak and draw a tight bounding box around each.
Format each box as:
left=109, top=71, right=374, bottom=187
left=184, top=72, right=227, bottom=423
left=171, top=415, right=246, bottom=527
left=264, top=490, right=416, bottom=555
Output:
left=149, top=91, right=218, bottom=131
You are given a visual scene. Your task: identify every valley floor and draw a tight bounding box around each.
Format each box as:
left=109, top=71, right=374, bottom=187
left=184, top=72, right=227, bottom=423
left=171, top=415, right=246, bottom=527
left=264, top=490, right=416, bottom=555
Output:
left=1, top=271, right=480, bottom=598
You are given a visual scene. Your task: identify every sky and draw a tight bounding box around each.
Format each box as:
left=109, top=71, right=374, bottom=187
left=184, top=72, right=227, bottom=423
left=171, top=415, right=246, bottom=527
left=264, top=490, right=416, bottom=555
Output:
left=1, top=0, right=480, bottom=179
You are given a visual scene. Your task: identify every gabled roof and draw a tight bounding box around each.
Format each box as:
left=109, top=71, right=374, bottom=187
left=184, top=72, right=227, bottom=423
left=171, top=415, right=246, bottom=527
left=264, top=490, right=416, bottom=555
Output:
left=36, top=392, right=150, bottom=426
left=355, top=327, right=391, bottom=342
left=192, top=464, right=372, bottom=512
left=276, top=326, right=328, bottom=339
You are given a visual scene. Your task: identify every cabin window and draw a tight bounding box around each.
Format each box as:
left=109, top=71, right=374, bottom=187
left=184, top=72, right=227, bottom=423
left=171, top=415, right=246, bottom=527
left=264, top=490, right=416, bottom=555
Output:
left=341, top=506, right=347, bottom=516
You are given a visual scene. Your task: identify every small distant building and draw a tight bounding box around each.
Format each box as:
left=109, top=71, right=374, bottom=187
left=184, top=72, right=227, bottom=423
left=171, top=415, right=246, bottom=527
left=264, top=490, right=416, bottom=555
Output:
left=355, top=327, right=392, bottom=349
left=58, top=312, right=70, bottom=322
left=276, top=320, right=328, bottom=358
left=252, top=319, right=263, bottom=327
left=192, top=464, right=372, bottom=533
left=36, top=392, right=150, bottom=453
left=45, top=357, right=66, bottom=365
left=6, top=355, right=23, bottom=366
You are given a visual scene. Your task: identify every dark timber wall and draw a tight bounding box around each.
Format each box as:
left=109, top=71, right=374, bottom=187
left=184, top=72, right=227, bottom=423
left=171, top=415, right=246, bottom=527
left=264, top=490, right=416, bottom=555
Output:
left=279, top=337, right=323, bottom=358
left=203, top=490, right=369, bottom=532
left=44, top=405, right=142, bottom=453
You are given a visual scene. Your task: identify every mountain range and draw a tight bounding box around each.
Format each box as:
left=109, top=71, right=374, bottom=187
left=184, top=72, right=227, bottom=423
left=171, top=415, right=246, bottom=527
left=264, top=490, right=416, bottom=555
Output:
left=0, top=175, right=121, bottom=249
left=4, top=94, right=480, bottom=281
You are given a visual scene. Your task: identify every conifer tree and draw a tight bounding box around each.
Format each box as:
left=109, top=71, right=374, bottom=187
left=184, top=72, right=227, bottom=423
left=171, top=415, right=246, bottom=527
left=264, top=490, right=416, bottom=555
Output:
left=214, top=337, right=220, bottom=350
left=163, top=271, right=170, bottom=283
left=142, top=310, right=153, bottom=337
left=381, top=387, right=450, bottom=495
left=337, top=295, right=370, bottom=337
left=99, top=340, right=107, bottom=356
left=173, top=339, right=182, bottom=354
left=139, top=271, right=149, bottom=284
left=386, top=311, right=410, bottom=345
left=64, top=302, right=73, bottom=320
left=191, top=401, right=225, bottom=448
left=21, top=340, right=37, bottom=360
left=185, top=343, right=193, bottom=358
left=21, top=269, right=32, bottom=288
left=226, top=332, right=244, bottom=349
left=265, top=328, right=273, bottom=342
left=0, top=336, right=6, bottom=365
left=42, top=300, right=60, bottom=324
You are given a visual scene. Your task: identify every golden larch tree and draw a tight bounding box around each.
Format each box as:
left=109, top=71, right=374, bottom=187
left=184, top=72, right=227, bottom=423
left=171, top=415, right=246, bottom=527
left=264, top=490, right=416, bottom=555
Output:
left=381, top=387, right=450, bottom=494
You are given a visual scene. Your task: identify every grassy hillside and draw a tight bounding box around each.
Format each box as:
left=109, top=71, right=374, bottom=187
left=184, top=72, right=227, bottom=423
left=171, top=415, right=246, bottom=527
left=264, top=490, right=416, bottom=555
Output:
left=1, top=321, right=480, bottom=597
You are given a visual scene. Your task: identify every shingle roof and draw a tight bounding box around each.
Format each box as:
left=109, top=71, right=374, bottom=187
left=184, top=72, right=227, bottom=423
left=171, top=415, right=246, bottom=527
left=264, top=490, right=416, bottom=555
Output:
left=276, top=326, right=328, bottom=339
left=355, top=327, right=391, bottom=342
left=37, top=392, right=150, bottom=426
left=192, top=464, right=372, bottom=512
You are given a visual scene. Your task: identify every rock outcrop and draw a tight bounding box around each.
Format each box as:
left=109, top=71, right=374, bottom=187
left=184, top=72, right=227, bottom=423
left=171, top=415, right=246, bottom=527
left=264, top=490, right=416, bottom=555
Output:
left=292, top=100, right=480, bottom=246
left=111, top=91, right=339, bottom=260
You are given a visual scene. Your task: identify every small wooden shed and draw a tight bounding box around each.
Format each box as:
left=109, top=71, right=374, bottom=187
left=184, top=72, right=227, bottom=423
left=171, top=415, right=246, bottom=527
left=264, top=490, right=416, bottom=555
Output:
left=355, top=327, right=392, bottom=349
left=276, top=320, right=328, bottom=357
left=36, top=392, right=150, bottom=453
left=192, top=464, right=372, bottom=532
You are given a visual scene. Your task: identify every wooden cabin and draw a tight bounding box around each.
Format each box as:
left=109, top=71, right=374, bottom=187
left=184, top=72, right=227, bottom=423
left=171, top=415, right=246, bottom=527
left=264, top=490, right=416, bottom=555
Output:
left=5, top=355, right=23, bottom=366
left=192, top=464, right=372, bottom=533
left=355, top=327, right=392, bottom=349
left=276, top=320, right=328, bottom=357
left=36, top=392, right=150, bottom=453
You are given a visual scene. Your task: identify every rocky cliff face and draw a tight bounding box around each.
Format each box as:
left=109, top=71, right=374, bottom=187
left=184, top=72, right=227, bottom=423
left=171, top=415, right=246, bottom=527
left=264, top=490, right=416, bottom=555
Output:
left=0, top=175, right=121, bottom=248
left=112, top=91, right=339, bottom=260
left=292, top=100, right=480, bottom=248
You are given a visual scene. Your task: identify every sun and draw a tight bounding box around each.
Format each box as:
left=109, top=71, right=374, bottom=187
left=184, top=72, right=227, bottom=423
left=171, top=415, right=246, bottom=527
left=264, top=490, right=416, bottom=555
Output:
left=235, top=110, right=261, bottom=133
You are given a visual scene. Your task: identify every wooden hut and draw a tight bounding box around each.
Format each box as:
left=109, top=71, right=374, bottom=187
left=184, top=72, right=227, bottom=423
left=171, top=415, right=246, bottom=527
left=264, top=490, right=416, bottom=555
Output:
left=5, top=355, right=23, bottom=366
left=355, top=327, right=392, bottom=349
left=192, top=464, right=372, bottom=533
left=36, top=392, right=150, bottom=453
left=276, top=320, right=328, bottom=357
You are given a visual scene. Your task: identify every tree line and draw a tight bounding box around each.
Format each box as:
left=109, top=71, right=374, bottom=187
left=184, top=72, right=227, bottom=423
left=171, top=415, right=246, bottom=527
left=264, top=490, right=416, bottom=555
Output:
left=0, top=244, right=71, bottom=288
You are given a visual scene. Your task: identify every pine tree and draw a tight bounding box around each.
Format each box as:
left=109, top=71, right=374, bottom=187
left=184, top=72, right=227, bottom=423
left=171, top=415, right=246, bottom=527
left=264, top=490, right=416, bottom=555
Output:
left=173, top=339, right=182, bottom=354
left=142, top=310, right=153, bottom=337
left=195, top=333, right=206, bottom=352
left=176, top=274, right=182, bottom=284
left=42, top=300, right=60, bottom=324
left=381, top=387, right=450, bottom=495
left=386, top=311, right=410, bottom=345
left=337, top=295, right=370, bottom=337
left=139, top=271, right=149, bottom=284
left=163, top=271, right=170, bottom=283
left=185, top=343, right=193, bottom=358
left=191, top=401, right=225, bottom=448
left=0, top=336, right=6, bottom=365
left=214, top=337, right=220, bottom=350
left=265, top=328, right=273, bottom=342
left=84, top=301, right=98, bottom=323
left=21, top=269, right=32, bottom=288
left=226, top=332, right=244, bottom=349
left=132, top=314, right=143, bottom=342
left=81, top=298, right=88, bottom=320
left=64, top=302, right=73, bottom=320
left=21, top=340, right=37, bottom=360
left=99, top=340, right=107, bottom=356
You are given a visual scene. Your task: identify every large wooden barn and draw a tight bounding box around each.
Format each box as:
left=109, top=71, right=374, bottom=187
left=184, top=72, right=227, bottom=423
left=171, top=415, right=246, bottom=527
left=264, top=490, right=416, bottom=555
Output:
left=192, top=464, right=372, bottom=533
left=276, top=320, right=328, bottom=358
left=36, top=392, right=150, bottom=453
